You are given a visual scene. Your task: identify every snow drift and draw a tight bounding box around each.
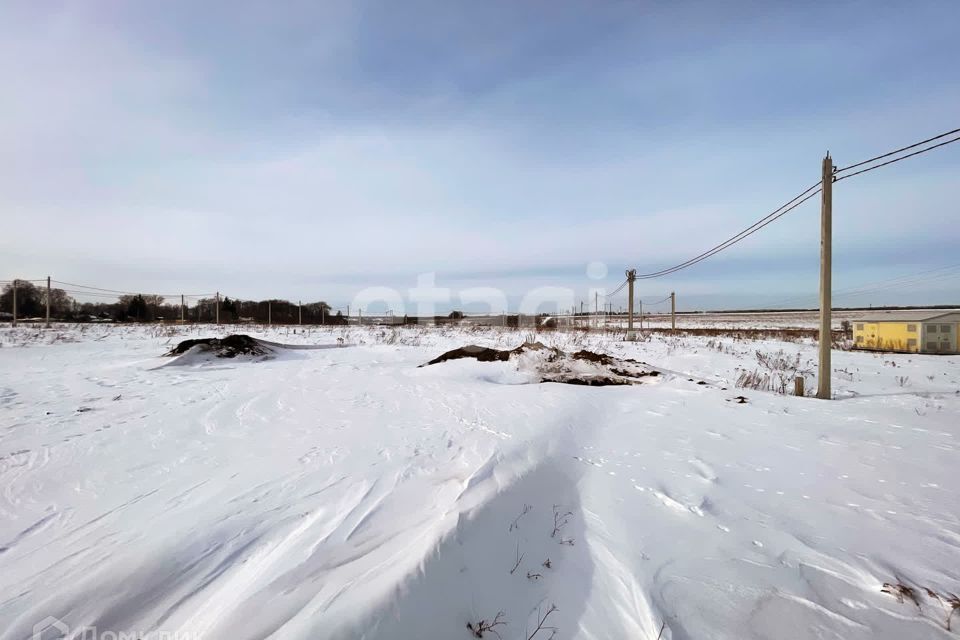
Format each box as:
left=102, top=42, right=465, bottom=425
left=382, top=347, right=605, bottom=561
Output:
left=3, top=324, right=959, bottom=640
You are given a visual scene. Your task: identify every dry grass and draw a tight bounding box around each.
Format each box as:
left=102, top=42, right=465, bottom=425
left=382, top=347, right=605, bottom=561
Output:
left=526, top=603, right=558, bottom=639
left=882, top=579, right=960, bottom=630
left=736, top=349, right=814, bottom=395
left=467, top=611, right=506, bottom=638
left=882, top=581, right=921, bottom=608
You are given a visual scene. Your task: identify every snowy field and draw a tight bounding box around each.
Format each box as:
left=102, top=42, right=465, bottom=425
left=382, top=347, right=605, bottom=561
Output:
left=1, top=324, right=959, bottom=640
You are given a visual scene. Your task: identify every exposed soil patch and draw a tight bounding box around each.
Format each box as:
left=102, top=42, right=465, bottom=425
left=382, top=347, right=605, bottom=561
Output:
left=165, top=335, right=272, bottom=359
left=422, top=342, right=661, bottom=386
left=422, top=342, right=550, bottom=366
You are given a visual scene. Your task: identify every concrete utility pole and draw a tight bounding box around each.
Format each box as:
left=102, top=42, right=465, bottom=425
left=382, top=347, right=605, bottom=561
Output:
left=639, top=299, right=643, bottom=330
left=11, top=279, right=17, bottom=327
left=670, top=292, right=676, bottom=331
left=817, top=153, right=834, bottom=400
left=626, top=270, right=637, bottom=341
left=215, top=292, right=220, bottom=325
left=626, top=284, right=634, bottom=334
left=45, top=276, right=51, bottom=328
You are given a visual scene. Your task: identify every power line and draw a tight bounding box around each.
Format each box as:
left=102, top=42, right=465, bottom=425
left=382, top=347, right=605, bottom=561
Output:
left=622, top=127, right=958, bottom=285
left=836, top=263, right=960, bottom=293
left=835, top=134, right=960, bottom=182
left=59, top=288, right=117, bottom=296
left=52, top=280, right=215, bottom=298
left=833, top=270, right=960, bottom=301
left=60, top=289, right=143, bottom=300
left=760, top=262, right=960, bottom=309
left=835, top=127, right=960, bottom=173
left=52, top=280, right=150, bottom=295
left=632, top=183, right=822, bottom=280
left=605, top=279, right=629, bottom=297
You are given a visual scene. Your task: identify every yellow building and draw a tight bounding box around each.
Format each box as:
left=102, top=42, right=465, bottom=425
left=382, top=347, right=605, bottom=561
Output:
left=853, top=311, right=960, bottom=354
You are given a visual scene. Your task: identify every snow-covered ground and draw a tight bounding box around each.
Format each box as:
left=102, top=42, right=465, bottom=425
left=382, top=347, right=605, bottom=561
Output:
left=1, top=324, right=958, bottom=639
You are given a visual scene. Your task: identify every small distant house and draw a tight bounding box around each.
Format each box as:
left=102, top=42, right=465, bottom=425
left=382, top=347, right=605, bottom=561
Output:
left=853, top=311, right=960, bottom=354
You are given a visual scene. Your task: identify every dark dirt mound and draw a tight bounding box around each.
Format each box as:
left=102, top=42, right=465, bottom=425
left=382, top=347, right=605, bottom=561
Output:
left=165, top=335, right=271, bottom=358
left=421, top=342, right=661, bottom=386
left=422, top=341, right=551, bottom=366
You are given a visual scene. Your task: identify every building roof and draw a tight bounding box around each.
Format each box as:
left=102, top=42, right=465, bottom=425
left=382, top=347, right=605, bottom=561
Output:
left=857, top=310, right=960, bottom=323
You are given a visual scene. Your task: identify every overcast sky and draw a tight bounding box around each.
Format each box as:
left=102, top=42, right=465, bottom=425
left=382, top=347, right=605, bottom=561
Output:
left=1, top=1, right=958, bottom=312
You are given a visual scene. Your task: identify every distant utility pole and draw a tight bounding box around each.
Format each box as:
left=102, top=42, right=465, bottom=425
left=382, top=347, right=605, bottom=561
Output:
left=45, top=276, right=51, bottom=328
left=671, top=292, right=676, bottom=331
left=639, top=299, right=643, bottom=330
left=215, top=292, right=220, bottom=325
left=594, top=291, right=598, bottom=329
left=298, top=300, right=302, bottom=325
left=321, top=306, right=325, bottom=325
left=11, top=279, right=16, bottom=327
left=359, top=308, right=363, bottom=325
left=180, top=295, right=185, bottom=323
left=626, top=269, right=637, bottom=340
left=268, top=301, right=272, bottom=326
left=817, top=153, right=834, bottom=400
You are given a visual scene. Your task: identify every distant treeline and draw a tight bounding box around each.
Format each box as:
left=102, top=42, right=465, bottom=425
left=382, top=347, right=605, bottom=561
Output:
left=0, top=281, right=346, bottom=324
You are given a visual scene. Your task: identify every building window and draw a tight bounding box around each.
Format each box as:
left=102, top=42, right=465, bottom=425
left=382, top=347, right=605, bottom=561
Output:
left=856, top=323, right=864, bottom=331
left=907, top=324, right=916, bottom=332
left=908, top=338, right=917, bottom=348
left=927, top=324, right=938, bottom=333
left=941, top=325, right=952, bottom=333
left=855, top=335, right=864, bottom=344
left=927, top=342, right=938, bottom=350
